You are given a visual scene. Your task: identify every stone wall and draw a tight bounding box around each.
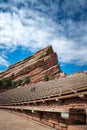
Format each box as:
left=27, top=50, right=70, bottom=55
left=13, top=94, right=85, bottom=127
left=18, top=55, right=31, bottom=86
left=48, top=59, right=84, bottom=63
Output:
left=9, top=106, right=87, bottom=130
left=2, top=95, right=87, bottom=130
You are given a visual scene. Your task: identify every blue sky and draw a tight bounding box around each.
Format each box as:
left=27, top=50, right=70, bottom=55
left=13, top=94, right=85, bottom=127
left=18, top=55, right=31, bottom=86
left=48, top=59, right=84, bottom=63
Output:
left=0, top=0, right=87, bottom=74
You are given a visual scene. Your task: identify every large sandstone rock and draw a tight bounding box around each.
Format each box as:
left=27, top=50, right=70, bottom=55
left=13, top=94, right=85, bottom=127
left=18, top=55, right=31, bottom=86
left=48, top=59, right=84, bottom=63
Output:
left=0, top=45, right=64, bottom=84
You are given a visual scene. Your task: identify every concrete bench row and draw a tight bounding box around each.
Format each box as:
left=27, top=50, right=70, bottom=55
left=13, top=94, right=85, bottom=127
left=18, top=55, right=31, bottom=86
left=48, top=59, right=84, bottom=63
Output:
left=0, top=73, right=87, bottom=106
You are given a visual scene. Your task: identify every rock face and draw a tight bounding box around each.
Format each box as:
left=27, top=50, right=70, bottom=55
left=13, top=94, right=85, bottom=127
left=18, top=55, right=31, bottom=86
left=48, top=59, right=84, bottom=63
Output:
left=0, top=45, right=64, bottom=84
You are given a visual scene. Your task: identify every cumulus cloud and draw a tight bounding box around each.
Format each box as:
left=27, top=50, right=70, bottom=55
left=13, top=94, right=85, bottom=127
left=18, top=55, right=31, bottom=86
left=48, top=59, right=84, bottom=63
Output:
left=0, top=0, right=87, bottom=70
left=0, top=56, right=9, bottom=68
left=52, top=37, right=87, bottom=66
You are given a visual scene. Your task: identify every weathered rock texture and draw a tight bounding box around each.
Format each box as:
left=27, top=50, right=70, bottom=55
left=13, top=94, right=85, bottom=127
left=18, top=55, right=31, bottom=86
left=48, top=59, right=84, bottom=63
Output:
left=0, top=45, right=64, bottom=83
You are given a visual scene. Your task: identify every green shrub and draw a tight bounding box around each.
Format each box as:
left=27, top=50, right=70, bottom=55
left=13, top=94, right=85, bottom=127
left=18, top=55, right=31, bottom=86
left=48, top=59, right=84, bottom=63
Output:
left=1, top=78, right=12, bottom=89
left=24, top=76, right=30, bottom=84
left=44, top=75, right=49, bottom=81
left=12, top=81, right=17, bottom=88
left=16, top=79, right=22, bottom=86
left=0, top=79, right=3, bottom=89
left=50, top=77, right=54, bottom=80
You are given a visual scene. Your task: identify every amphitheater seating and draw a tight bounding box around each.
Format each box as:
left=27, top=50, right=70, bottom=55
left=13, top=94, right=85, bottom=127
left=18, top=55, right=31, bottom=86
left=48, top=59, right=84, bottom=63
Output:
left=0, top=72, right=87, bottom=106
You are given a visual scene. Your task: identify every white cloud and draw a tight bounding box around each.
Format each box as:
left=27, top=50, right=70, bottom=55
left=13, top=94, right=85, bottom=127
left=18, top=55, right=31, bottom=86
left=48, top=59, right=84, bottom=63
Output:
left=52, top=37, right=87, bottom=65
left=0, top=56, right=9, bottom=67
left=0, top=0, right=87, bottom=69
left=78, top=0, right=87, bottom=8
left=62, top=0, right=87, bottom=18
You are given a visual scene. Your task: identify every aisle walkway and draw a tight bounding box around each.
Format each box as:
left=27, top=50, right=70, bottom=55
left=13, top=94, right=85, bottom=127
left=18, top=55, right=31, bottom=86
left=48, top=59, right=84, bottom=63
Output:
left=0, top=109, right=55, bottom=130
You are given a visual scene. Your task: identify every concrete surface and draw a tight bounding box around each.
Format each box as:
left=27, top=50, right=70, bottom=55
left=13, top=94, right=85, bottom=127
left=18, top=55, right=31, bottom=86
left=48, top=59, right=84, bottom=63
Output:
left=0, top=109, right=55, bottom=130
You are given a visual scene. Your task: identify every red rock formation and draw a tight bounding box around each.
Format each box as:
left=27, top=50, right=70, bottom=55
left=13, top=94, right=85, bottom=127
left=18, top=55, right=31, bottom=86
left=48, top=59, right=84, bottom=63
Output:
left=0, top=45, right=64, bottom=84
